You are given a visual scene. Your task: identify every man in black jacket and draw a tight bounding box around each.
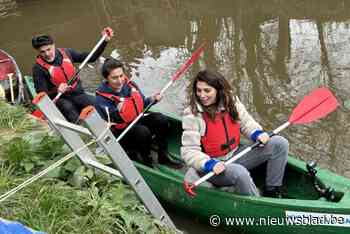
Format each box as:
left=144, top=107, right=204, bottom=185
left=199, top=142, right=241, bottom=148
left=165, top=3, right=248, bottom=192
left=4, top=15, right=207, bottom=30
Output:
left=32, top=27, right=114, bottom=122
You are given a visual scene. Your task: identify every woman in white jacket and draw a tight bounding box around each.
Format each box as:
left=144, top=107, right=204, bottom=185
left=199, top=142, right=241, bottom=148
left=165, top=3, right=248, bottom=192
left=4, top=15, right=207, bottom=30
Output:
left=181, top=70, right=289, bottom=197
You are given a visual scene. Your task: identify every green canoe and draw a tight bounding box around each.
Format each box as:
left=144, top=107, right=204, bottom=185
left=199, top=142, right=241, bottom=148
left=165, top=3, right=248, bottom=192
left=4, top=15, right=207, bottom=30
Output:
left=136, top=112, right=350, bottom=234
left=24, top=76, right=350, bottom=234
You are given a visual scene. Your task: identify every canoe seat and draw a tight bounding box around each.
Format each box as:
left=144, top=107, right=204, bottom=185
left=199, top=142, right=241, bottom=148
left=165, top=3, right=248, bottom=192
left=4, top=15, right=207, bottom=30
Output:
left=184, top=167, right=236, bottom=193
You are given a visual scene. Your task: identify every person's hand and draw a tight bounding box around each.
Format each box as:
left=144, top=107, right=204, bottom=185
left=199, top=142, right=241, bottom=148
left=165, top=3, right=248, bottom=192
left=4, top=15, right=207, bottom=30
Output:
left=257, top=132, right=270, bottom=145
left=57, top=83, right=70, bottom=93
left=102, top=27, right=114, bottom=41
left=213, top=161, right=225, bottom=175
left=152, top=93, right=162, bottom=103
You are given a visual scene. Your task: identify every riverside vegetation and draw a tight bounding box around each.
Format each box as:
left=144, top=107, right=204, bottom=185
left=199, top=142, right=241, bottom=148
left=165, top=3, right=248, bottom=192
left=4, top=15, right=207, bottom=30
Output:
left=0, top=101, right=173, bottom=234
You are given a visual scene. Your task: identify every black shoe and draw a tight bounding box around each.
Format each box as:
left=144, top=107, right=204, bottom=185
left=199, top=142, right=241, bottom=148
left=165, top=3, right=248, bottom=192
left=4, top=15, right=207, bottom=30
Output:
left=158, top=151, right=184, bottom=169
left=126, top=150, right=142, bottom=162
left=263, top=186, right=286, bottom=198
left=141, top=153, right=154, bottom=168
left=127, top=150, right=154, bottom=168
left=143, top=158, right=154, bottom=168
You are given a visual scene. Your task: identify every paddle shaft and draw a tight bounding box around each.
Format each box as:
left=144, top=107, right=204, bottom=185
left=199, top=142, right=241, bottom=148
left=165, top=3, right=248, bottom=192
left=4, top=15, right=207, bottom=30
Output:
left=52, top=34, right=107, bottom=103
left=115, top=80, right=174, bottom=142
left=8, top=73, right=14, bottom=103
left=116, top=73, right=183, bottom=142
left=115, top=44, right=205, bottom=143
left=193, top=122, right=291, bottom=187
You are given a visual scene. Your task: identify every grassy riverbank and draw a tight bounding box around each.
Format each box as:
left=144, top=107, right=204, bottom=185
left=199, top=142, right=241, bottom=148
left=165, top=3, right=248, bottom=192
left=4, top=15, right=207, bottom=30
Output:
left=0, top=102, right=173, bottom=233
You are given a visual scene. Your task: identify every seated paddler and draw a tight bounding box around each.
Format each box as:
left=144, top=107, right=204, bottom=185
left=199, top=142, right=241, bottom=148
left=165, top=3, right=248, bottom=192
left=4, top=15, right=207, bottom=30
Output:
left=95, top=58, right=183, bottom=168
left=31, top=27, right=114, bottom=123
left=181, top=70, right=289, bottom=197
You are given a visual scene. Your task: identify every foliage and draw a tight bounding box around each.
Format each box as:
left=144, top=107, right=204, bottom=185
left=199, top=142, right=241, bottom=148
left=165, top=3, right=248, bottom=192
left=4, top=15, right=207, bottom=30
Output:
left=0, top=102, right=46, bottom=135
left=2, top=135, right=68, bottom=174
left=0, top=102, right=175, bottom=233
left=0, top=102, right=49, bottom=159
left=0, top=172, right=171, bottom=233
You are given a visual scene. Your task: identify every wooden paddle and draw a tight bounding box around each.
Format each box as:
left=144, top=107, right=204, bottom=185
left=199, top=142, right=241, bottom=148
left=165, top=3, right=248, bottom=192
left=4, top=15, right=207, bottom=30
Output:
left=32, top=33, right=108, bottom=119
left=114, top=43, right=206, bottom=142
left=184, top=87, right=339, bottom=197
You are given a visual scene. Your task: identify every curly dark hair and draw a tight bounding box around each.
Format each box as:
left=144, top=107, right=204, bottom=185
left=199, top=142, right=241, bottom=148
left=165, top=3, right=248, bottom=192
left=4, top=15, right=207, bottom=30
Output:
left=188, top=70, right=239, bottom=121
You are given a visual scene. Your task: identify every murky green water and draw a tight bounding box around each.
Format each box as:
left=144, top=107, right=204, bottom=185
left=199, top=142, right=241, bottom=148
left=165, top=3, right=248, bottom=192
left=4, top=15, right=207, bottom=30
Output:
left=1, top=0, right=350, bottom=233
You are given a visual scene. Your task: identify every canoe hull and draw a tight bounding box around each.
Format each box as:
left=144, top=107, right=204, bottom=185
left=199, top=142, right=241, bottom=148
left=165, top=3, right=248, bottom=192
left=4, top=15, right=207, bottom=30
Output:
left=137, top=161, right=350, bottom=234
left=135, top=113, right=350, bottom=234
left=0, top=49, right=18, bottom=92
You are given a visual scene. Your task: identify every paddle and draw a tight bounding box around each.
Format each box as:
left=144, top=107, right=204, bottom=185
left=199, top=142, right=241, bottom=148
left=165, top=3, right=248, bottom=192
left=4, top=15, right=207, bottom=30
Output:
left=115, top=43, right=206, bottom=142
left=184, top=87, right=339, bottom=197
left=32, top=33, right=108, bottom=119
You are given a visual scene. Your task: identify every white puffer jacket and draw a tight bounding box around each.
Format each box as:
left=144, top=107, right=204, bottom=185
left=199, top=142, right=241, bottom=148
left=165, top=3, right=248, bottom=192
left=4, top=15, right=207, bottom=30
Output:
left=181, top=96, right=262, bottom=171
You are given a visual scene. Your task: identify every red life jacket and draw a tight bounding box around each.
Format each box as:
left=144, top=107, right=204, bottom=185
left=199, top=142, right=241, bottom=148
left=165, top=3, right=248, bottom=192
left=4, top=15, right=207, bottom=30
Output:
left=36, top=48, right=79, bottom=90
left=96, top=79, right=144, bottom=129
left=201, top=112, right=240, bottom=157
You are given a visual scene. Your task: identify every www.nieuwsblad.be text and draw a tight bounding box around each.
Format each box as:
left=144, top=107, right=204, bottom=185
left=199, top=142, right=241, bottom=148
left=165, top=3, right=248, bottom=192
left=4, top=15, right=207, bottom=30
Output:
left=209, top=214, right=350, bottom=227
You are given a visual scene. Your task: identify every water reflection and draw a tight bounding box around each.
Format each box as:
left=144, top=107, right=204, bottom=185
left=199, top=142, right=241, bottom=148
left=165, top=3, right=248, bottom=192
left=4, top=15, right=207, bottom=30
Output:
left=100, top=0, right=350, bottom=177
left=0, top=0, right=19, bottom=18
left=0, top=0, right=349, bottom=188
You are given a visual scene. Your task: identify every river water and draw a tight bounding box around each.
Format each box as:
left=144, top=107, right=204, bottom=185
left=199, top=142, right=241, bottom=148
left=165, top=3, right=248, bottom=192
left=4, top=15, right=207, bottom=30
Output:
left=1, top=0, right=350, bottom=233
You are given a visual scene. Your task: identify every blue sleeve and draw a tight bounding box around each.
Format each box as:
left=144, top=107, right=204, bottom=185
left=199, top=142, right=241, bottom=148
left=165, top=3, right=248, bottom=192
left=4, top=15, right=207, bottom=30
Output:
left=144, top=96, right=153, bottom=107
left=250, top=130, right=264, bottom=142
left=203, top=159, right=220, bottom=173
left=136, top=86, right=152, bottom=107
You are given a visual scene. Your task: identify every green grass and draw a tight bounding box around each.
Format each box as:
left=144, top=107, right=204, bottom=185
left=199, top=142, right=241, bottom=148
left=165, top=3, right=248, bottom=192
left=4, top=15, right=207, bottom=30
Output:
left=0, top=174, right=170, bottom=233
left=0, top=102, right=175, bottom=233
